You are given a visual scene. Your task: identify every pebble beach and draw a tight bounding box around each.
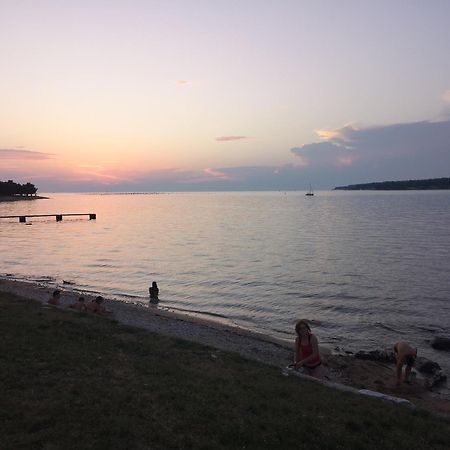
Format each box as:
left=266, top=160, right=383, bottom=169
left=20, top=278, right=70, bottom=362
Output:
left=0, top=277, right=293, bottom=368
left=1, top=276, right=449, bottom=417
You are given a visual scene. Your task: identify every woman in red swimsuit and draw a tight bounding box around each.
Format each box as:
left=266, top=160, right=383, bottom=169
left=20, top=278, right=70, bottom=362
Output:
left=292, top=319, right=324, bottom=379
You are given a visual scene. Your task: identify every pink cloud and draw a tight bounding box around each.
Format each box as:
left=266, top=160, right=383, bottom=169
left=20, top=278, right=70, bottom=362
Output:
left=215, top=136, right=249, bottom=142
left=0, top=148, right=54, bottom=160
left=201, top=168, right=232, bottom=181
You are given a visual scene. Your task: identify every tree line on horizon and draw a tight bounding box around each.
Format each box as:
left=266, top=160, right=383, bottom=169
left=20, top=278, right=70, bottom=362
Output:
left=0, top=179, right=38, bottom=196
left=334, top=177, right=450, bottom=190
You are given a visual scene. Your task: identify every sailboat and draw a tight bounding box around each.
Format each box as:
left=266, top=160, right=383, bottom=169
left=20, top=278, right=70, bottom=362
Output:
left=305, top=183, right=314, bottom=196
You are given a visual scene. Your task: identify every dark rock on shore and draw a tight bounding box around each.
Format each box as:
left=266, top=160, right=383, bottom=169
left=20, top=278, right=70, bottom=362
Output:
left=429, top=371, right=447, bottom=388
left=416, top=358, right=446, bottom=387
left=414, top=357, right=447, bottom=388
left=354, top=350, right=396, bottom=363
left=417, top=359, right=441, bottom=374
left=431, top=336, right=450, bottom=351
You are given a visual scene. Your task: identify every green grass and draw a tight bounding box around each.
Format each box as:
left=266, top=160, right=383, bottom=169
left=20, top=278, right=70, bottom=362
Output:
left=1, top=292, right=449, bottom=449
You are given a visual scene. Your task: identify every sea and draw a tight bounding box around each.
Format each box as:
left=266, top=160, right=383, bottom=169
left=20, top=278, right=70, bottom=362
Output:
left=1, top=191, right=449, bottom=387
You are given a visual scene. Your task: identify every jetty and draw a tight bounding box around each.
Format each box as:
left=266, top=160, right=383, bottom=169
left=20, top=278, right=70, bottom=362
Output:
left=0, top=213, right=97, bottom=223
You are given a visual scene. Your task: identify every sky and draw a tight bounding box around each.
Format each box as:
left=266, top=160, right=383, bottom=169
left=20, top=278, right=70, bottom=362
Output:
left=1, top=0, right=450, bottom=191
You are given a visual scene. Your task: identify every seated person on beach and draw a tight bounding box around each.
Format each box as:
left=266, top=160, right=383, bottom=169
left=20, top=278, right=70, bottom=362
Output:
left=48, top=290, right=61, bottom=305
left=86, top=296, right=111, bottom=316
left=70, top=296, right=87, bottom=312
left=290, top=319, right=324, bottom=379
left=394, top=341, right=417, bottom=384
left=149, top=281, right=159, bottom=304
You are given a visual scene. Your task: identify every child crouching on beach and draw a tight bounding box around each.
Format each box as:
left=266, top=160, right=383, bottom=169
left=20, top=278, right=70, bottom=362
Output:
left=394, top=341, right=417, bottom=385
left=290, top=319, right=324, bottom=379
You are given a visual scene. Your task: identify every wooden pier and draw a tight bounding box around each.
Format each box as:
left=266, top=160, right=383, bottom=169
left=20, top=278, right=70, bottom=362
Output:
left=0, top=213, right=97, bottom=223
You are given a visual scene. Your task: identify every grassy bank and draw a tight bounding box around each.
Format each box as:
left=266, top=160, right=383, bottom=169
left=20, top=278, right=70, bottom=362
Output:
left=1, top=292, right=449, bottom=449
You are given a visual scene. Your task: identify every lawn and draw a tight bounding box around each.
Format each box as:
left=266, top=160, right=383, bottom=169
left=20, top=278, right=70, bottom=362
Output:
left=1, top=291, right=449, bottom=449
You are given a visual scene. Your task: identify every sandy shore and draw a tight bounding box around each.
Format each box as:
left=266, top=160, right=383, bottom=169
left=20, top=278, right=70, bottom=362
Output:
left=1, top=277, right=449, bottom=416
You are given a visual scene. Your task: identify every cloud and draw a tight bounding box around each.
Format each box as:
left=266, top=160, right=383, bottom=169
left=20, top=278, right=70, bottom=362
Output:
left=290, top=120, right=450, bottom=185
left=78, top=164, right=106, bottom=170
left=201, top=168, right=231, bottom=181
left=42, top=165, right=295, bottom=192
left=215, top=136, right=250, bottom=142
left=138, top=167, right=234, bottom=185
left=443, top=89, right=450, bottom=103
left=3, top=119, right=449, bottom=192
left=73, top=164, right=129, bottom=182
left=315, top=128, right=349, bottom=141
left=291, top=141, right=357, bottom=167
left=0, top=148, right=53, bottom=160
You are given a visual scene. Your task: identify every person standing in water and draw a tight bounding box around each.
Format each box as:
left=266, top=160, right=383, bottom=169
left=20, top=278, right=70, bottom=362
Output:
left=291, top=319, right=324, bottom=379
left=149, top=281, right=159, bottom=304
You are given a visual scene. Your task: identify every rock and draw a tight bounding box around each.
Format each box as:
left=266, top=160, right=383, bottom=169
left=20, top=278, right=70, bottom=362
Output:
left=415, top=357, right=447, bottom=389
left=431, top=336, right=450, bottom=351
left=424, top=369, right=448, bottom=389
left=331, top=347, right=351, bottom=357
left=354, top=350, right=396, bottom=363
left=358, top=389, right=414, bottom=407
left=417, top=359, right=441, bottom=374
left=430, top=370, right=447, bottom=388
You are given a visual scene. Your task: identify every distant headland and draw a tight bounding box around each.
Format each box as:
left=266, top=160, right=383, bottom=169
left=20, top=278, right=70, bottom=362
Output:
left=0, top=179, right=47, bottom=201
left=334, top=177, right=450, bottom=191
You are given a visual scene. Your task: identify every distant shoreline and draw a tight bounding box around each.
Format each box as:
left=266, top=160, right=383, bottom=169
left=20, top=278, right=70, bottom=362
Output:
left=0, top=195, right=49, bottom=202
left=335, top=177, right=450, bottom=191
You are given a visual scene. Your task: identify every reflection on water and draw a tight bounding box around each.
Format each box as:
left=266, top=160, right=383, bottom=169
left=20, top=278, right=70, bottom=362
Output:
left=1, top=191, right=450, bottom=381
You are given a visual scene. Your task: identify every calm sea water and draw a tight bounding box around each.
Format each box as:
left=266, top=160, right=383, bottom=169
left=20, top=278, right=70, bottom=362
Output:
left=1, top=191, right=449, bottom=378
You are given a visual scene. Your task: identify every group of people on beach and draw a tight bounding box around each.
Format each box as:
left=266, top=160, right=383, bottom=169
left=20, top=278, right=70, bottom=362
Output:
left=146, top=283, right=417, bottom=386
left=49, top=284, right=417, bottom=385
left=48, top=289, right=111, bottom=316
left=47, top=280, right=160, bottom=315
left=291, top=319, right=418, bottom=384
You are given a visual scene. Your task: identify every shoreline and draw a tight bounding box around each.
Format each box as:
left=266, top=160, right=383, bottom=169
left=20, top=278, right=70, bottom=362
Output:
left=0, top=195, right=49, bottom=202
left=1, top=276, right=449, bottom=416
left=0, top=277, right=293, bottom=366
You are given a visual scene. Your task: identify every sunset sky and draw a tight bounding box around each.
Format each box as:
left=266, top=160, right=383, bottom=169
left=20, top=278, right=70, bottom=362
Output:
left=1, top=0, right=450, bottom=191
